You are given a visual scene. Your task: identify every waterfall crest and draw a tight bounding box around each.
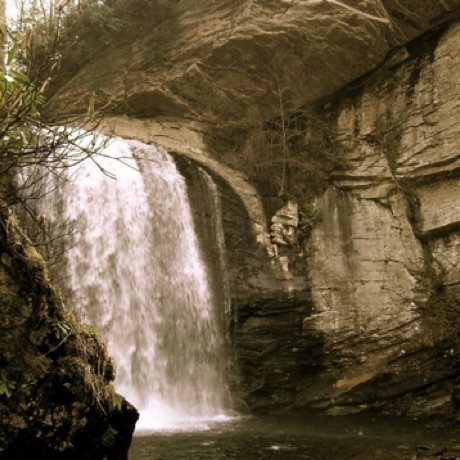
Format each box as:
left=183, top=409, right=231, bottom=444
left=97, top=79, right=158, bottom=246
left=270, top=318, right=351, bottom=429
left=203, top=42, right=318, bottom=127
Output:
left=39, top=138, right=231, bottom=431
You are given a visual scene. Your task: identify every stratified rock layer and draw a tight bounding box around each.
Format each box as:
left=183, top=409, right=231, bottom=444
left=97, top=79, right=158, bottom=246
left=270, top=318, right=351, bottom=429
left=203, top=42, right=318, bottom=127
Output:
left=300, top=22, right=460, bottom=415
left=49, top=0, right=460, bottom=122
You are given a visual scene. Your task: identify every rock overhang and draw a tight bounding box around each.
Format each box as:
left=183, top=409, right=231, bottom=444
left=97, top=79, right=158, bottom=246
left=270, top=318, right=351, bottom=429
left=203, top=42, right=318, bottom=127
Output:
left=48, top=0, right=460, bottom=122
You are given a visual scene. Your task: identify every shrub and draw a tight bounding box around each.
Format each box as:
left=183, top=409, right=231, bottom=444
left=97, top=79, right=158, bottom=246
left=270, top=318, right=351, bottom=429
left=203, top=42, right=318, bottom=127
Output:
left=421, top=289, right=460, bottom=346
left=204, top=118, right=350, bottom=202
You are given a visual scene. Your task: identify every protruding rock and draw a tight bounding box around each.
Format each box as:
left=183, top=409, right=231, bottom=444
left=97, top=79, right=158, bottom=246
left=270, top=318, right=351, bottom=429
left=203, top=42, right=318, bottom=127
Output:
left=270, top=201, right=299, bottom=246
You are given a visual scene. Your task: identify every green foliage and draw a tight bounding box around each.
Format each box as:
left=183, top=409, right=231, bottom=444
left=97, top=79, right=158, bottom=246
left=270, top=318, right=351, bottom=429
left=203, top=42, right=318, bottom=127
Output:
left=60, top=3, right=122, bottom=65
left=0, top=43, right=45, bottom=156
left=18, top=374, right=34, bottom=397
left=108, top=0, right=177, bottom=28
left=0, top=27, right=108, bottom=199
left=49, top=316, right=73, bottom=340
left=28, top=2, right=122, bottom=87
left=0, top=369, right=17, bottom=398
left=0, top=367, right=36, bottom=398
left=64, top=3, right=123, bottom=44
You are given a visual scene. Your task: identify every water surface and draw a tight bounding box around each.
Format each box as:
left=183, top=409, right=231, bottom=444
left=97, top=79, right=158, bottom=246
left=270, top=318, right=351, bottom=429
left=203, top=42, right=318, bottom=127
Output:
left=130, top=413, right=460, bottom=460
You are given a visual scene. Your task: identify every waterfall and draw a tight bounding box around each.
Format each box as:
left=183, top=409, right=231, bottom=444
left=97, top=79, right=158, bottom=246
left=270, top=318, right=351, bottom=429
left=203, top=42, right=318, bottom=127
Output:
left=197, top=168, right=232, bottom=345
left=36, top=138, right=231, bottom=431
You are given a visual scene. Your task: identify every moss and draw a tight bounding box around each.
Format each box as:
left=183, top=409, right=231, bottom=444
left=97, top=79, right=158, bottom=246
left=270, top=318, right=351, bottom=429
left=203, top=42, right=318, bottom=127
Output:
left=0, top=203, right=132, bottom=457
left=373, top=112, right=402, bottom=173
left=420, top=289, right=460, bottom=346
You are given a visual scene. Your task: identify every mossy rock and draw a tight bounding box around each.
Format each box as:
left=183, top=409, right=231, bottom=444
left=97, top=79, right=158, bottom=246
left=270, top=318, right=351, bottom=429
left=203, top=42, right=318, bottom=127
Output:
left=0, top=204, right=138, bottom=459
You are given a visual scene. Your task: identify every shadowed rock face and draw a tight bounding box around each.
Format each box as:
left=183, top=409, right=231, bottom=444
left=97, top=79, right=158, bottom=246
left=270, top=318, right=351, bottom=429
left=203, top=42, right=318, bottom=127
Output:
left=49, top=0, right=460, bottom=121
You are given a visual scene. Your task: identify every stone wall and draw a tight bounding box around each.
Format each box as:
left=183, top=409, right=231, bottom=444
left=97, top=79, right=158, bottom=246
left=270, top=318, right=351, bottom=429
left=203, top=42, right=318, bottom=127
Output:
left=146, top=20, right=460, bottom=417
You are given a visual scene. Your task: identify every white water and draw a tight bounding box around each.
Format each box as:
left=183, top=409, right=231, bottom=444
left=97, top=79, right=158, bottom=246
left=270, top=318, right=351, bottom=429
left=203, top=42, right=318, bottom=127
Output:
left=199, top=169, right=232, bottom=343
left=38, top=138, right=231, bottom=431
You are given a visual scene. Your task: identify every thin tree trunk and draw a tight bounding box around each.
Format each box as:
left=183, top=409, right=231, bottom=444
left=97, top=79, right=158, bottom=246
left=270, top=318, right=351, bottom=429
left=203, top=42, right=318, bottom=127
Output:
left=274, top=70, right=287, bottom=197
left=0, top=0, right=6, bottom=67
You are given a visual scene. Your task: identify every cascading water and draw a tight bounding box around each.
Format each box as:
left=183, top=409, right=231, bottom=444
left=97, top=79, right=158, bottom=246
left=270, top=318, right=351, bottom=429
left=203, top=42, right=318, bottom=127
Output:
left=36, top=138, right=231, bottom=431
left=197, top=168, right=232, bottom=344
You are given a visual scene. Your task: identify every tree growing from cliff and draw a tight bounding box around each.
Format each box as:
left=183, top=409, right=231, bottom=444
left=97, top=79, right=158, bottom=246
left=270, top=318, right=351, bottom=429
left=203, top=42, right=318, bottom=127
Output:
left=204, top=65, right=350, bottom=205
left=1, top=36, right=103, bottom=194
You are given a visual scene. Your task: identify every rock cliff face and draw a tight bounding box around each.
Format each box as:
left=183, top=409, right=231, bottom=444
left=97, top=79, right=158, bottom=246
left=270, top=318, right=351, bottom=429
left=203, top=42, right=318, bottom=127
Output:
left=226, top=20, right=460, bottom=417
left=50, top=1, right=460, bottom=420
left=298, top=22, right=460, bottom=416
left=49, top=0, right=460, bottom=122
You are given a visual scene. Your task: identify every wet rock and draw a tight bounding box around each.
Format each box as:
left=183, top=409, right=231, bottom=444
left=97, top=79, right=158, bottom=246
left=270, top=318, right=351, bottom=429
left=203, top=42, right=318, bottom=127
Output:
left=415, top=445, right=460, bottom=459
left=295, top=23, right=460, bottom=416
